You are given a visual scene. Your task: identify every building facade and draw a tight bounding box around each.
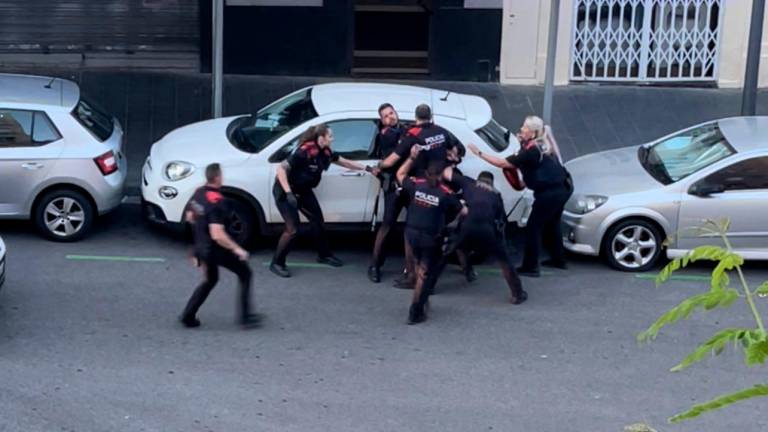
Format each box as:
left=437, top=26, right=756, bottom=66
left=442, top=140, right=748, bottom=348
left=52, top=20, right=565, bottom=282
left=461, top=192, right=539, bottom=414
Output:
left=500, top=0, right=768, bottom=88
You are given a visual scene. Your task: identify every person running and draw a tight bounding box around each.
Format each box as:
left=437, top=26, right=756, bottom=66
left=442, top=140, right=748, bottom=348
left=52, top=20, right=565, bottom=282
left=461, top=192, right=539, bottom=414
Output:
left=180, top=163, right=261, bottom=328
left=270, top=124, right=376, bottom=278
left=396, top=146, right=466, bottom=324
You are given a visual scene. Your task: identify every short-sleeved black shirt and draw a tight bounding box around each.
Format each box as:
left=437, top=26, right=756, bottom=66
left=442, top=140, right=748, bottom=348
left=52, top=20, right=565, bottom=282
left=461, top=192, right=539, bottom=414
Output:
left=375, top=124, right=405, bottom=174
left=401, top=176, right=462, bottom=236
left=188, top=185, right=229, bottom=259
left=286, top=140, right=340, bottom=192
left=506, top=141, right=567, bottom=194
left=394, top=122, right=457, bottom=176
left=451, top=175, right=505, bottom=226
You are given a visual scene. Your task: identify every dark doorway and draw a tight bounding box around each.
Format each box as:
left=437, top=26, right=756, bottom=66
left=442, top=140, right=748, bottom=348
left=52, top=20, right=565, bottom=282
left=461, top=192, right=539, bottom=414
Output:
left=352, top=1, right=430, bottom=75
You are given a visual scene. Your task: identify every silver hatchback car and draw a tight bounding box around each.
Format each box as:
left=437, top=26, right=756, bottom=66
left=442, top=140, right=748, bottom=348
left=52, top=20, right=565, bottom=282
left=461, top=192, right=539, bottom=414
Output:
left=0, top=74, right=127, bottom=241
left=561, top=117, right=768, bottom=271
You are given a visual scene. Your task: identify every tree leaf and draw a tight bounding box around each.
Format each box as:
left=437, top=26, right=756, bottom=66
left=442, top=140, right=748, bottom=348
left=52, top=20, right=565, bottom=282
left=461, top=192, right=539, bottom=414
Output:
left=743, top=333, right=768, bottom=367
left=638, top=289, right=740, bottom=342
left=755, top=281, right=768, bottom=298
left=655, top=245, right=731, bottom=286
left=670, top=328, right=750, bottom=372
left=669, top=384, right=768, bottom=423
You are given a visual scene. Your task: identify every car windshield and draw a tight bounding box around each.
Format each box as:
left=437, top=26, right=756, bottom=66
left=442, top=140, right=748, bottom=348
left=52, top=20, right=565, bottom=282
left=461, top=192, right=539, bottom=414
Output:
left=475, top=119, right=510, bottom=152
left=639, top=122, right=735, bottom=185
left=229, top=89, right=318, bottom=153
left=72, top=97, right=114, bottom=141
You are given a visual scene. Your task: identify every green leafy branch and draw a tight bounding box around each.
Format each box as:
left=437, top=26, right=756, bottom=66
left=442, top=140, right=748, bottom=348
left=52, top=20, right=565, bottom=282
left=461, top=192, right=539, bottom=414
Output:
left=639, top=218, right=768, bottom=423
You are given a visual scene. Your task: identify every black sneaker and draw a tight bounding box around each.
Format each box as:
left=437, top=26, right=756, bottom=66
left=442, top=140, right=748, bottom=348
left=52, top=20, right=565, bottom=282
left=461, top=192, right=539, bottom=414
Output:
left=516, top=266, right=540, bottom=278
left=511, top=290, right=528, bottom=305
left=367, top=266, right=381, bottom=283
left=393, top=279, right=414, bottom=290
left=240, top=313, right=264, bottom=328
left=541, top=259, right=568, bottom=270
left=270, top=262, right=291, bottom=278
left=317, top=255, right=344, bottom=267
left=407, top=304, right=427, bottom=325
left=465, top=268, right=478, bottom=283
left=179, top=315, right=201, bottom=328
left=393, top=270, right=410, bottom=285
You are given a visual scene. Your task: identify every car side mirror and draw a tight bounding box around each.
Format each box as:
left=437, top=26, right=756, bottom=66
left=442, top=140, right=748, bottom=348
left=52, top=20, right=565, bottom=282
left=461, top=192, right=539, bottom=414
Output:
left=689, top=182, right=725, bottom=197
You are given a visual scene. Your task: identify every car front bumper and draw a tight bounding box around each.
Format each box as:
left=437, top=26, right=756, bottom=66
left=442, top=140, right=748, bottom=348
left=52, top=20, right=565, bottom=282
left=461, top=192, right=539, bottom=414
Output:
left=561, top=210, right=602, bottom=256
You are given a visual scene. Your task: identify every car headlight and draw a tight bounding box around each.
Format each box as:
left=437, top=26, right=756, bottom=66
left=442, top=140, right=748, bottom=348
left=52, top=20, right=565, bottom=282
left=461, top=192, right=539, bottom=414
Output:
left=565, top=194, right=608, bottom=214
left=164, top=161, right=195, bottom=181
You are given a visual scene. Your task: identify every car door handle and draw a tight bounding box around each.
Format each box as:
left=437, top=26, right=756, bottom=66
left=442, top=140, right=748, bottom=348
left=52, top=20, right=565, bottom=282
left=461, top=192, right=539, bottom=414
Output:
left=341, top=171, right=364, bottom=177
left=21, top=162, right=44, bottom=170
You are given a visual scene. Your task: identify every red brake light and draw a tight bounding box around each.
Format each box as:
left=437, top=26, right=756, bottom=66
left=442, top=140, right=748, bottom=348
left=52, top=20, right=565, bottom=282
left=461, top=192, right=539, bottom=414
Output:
left=94, top=151, right=118, bottom=176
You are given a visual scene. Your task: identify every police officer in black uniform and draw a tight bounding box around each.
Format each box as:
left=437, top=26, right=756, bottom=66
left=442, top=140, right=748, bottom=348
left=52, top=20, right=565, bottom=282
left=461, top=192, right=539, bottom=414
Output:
left=270, top=123, right=375, bottom=278
left=396, top=146, right=466, bottom=325
left=377, top=103, right=462, bottom=289
left=444, top=170, right=527, bottom=304
left=180, top=163, right=261, bottom=328
left=368, top=103, right=408, bottom=283
left=469, top=116, right=573, bottom=277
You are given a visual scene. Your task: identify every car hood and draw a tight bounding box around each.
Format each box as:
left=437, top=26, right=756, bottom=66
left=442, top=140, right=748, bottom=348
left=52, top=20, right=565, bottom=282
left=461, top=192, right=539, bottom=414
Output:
left=150, top=115, right=249, bottom=165
left=565, top=146, right=661, bottom=196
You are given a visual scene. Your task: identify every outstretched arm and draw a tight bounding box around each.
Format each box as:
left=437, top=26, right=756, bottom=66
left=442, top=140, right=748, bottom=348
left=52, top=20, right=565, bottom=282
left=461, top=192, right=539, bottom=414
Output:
left=467, top=143, right=514, bottom=169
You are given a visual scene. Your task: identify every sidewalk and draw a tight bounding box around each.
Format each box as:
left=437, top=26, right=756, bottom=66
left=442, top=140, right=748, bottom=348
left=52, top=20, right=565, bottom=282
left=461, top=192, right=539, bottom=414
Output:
left=5, top=67, right=766, bottom=194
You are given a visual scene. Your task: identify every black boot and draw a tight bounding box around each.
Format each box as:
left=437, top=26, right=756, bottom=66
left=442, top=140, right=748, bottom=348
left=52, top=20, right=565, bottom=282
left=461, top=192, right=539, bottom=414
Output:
left=367, top=266, right=381, bottom=283
left=407, top=304, right=427, bottom=325
left=240, top=313, right=264, bottom=328
left=179, top=315, right=201, bottom=328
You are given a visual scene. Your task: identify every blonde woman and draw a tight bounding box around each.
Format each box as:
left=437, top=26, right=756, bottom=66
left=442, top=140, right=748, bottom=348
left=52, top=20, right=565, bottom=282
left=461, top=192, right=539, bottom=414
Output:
left=468, top=116, right=573, bottom=277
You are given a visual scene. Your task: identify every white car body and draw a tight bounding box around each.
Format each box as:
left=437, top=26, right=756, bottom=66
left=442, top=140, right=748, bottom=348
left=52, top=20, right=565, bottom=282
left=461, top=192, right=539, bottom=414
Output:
left=142, top=83, right=528, bottom=239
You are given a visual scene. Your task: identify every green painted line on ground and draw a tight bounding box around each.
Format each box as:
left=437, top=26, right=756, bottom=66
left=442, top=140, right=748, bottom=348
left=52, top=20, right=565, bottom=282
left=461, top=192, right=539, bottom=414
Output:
left=635, top=273, right=710, bottom=282
left=261, top=261, right=348, bottom=269
left=474, top=266, right=554, bottom=276
left=66, top=255, right=166, bottom=263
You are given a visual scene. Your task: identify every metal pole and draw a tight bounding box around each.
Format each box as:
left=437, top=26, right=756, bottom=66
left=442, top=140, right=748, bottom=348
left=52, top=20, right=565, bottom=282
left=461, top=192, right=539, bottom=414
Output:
left=742, top=0, right=766, bottom=116
left=542, top=0, right=561, bottom=124
left=212, top=0, right=224, bottom=118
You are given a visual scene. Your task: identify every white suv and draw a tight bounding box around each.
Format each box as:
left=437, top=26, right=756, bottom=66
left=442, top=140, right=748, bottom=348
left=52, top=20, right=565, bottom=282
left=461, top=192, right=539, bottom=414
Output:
left=0, top=74, right=127, bottom=241
left=142, top=83, right=526, bottom=243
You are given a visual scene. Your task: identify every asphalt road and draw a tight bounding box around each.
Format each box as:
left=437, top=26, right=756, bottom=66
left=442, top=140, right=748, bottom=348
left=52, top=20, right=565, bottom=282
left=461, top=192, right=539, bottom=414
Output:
left=1, top=204, right=767, bottom=432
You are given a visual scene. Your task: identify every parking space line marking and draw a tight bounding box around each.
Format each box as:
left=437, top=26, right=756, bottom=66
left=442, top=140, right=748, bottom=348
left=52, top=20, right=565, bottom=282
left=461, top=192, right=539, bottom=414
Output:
left=260, top=261, right=349, bottom=270
left=474, top=267, right=554, bottom=276
left=66, top=255, right=166, bottom=263
left=634, top=274, right=710, bottom=282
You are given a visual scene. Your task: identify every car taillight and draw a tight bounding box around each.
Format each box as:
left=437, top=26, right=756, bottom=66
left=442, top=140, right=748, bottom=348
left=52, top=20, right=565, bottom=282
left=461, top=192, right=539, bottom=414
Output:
left=94, top=151, right=118, bottom=176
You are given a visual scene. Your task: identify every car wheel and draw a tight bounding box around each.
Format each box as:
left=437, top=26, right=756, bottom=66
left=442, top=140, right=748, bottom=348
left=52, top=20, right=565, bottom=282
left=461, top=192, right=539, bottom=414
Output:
left=227, top=197, right=255, bottom=247
left=35, top=189, right=94, bottom=242
left=603, top=218, right=663, bottom=272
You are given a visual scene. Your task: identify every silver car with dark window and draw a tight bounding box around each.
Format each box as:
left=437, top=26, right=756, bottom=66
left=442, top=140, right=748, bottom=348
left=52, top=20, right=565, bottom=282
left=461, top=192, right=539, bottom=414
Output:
left=562, top=117, right=768, bottom=271
left=0, top=74, right=127, bottom=241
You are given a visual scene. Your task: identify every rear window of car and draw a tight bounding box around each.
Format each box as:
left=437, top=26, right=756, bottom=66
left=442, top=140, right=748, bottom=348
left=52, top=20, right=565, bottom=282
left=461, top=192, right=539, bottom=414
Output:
left=72, top=98, right=114, bottom=141
left=475, top=119, right=510, bottom=152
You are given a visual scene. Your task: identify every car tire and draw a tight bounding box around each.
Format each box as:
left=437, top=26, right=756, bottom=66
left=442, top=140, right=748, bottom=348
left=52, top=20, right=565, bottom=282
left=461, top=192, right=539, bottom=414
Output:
left=34, top=189, right=94, bottom=242
left=226, top=197, right=256, bottom=247
left=603, top=218, right=663, bottom=272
